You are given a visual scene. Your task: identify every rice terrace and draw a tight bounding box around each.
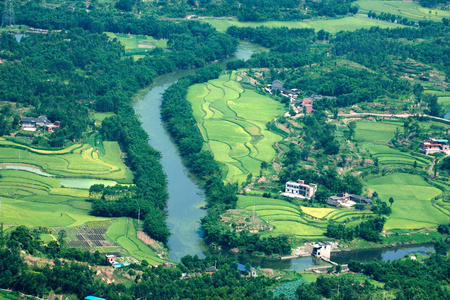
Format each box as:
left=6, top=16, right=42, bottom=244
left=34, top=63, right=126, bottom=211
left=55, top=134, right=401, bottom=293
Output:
left=187, top=71, right=284, bottom=183
left=0, top=120, right=166, bottom=264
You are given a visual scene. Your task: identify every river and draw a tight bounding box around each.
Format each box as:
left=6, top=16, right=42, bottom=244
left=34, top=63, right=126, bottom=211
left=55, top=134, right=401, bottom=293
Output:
left=133, top=42, right=435, bottom=269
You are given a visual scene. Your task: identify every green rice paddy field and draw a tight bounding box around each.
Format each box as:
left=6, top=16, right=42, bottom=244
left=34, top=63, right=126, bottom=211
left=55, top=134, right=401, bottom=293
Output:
left=107, top=218, right=165, bottom=264
left=237, top=195, right=375, bottom=238
left=367, top=173, right=450, bottom=230
left=355, top=120, right=433, bottom=167
left=187, top=71, right=284, bottom=183
left=0, top=138, right=133, bottom=182
left=202, top=15, right=405, bottom=34
left=355, top=0, right=450, bottom=22
left=0, top=141, right=165, bottom=263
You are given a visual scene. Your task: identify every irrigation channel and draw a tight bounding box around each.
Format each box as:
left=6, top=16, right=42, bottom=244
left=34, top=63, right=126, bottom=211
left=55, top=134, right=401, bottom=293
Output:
left=135, top=42, right=434, bottom=270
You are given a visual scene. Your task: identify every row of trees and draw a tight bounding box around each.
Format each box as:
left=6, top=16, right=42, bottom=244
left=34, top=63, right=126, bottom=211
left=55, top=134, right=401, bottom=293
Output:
left=325, top=217, right=387, bottom=242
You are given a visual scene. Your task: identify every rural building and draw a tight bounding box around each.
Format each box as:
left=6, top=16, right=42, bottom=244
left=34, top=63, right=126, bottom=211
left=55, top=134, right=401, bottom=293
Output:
left=205, top=266, right=217, bottom=273
left=265, top=80, right=299, bottom=100
left=326, top=193, right=372, bottom=208
left=21, top=115, right=61, bottom=132
left=421, top=138, right=450, bottom=155
left=282, top=180, right=317, bottom=199
left=312, top=242, right=331, bottom=260
left=105, top=254, right=116, bottom=265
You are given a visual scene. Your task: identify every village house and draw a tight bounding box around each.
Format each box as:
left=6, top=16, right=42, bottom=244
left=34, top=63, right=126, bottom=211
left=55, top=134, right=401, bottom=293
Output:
left=265, top=80, right=299, bottom=100
left=326, top=192, right=373, bottom=208
left=21, top=115, right=61, bottom=132
left=312, top=242, right=331, bottom=260
left=421, top=138, right=450, bottom=155
left=281, top=180, right=317, bottom=199
left=105, top=254, right=117, bottom=265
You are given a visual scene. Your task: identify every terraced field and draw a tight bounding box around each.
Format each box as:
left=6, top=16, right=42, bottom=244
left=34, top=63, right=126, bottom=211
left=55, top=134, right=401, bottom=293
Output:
left=367, top=173, right=450, bottom=230
left=236, top=196, right=375, bottom=238
left=354, top=121, right=433, bottom=167
left=362, top=143, right=431, bottom=167
left=354, top=121, right=403, bottom=142
left=0, top=139, right=133, bottom=182
left=188, top=71, right=284, bottom=182
left=355, top=0, right=450, bottom=22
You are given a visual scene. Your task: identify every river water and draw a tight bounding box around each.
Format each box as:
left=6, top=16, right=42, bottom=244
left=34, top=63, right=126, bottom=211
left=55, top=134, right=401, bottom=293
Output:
left=133, top=42, right=435, bottom=269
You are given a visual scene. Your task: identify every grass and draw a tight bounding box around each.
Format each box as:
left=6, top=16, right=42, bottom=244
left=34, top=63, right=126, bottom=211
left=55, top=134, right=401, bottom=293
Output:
left=107, top=218, right=166, bottom=264
left=367, top=173, right=449, bottom=230
left=201, top=15, right=405, bottom=34
left=187, top=71, right=284, bottom=182
left=91, top=112, right=116, bottom=123
left=105, top=32, right=167, bottom=60
left=355, top=0, right=450, bottom=22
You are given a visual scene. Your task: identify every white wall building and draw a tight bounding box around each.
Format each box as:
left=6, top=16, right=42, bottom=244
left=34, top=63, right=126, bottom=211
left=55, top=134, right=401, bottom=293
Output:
left=282, top=180, right=317, bottom=199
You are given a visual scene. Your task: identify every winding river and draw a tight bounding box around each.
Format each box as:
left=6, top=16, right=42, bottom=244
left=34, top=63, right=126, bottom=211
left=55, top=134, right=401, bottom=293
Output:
left=133, top=42, right=435, bottom=269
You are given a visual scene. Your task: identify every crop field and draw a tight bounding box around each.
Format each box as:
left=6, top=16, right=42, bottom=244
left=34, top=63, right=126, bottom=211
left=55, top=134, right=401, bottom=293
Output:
left=300, top=206, right=337, bottom=219
left=354, top=121, right=403, bottom=141
left=107, top=218, right=165, bottom=264
left=187, top=71, right=284, bottom=182
left=355, top=0, right=450, bottom=22
left=0, top=194, right=110, bottom=228
left=0, top=140, right=132, bottom=182
left=202, top=15, right=405, bottom=34
left=362, top=143, right=431, bottom=167
left=367, top=173, right=449, bottom=230
left=236, top=195, right=375, bottom=238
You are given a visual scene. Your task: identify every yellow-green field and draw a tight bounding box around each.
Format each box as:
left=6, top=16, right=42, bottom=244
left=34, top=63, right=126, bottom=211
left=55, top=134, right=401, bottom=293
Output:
left=0, top=139, right=133, bottom=182
left=355, top=0, right=450, bottom=22
left=0, top=140, right=160, bottom=263
left=236, top=195, right=375, bottom=238
left=202, top=15, right=405, bottom=34
left=187, top=71, right=284, bottom=182
left=367, top=173, right=449, bottom=230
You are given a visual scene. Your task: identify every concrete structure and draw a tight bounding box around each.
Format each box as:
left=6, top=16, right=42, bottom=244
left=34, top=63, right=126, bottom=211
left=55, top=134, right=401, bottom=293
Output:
left=421, top=138, right=450, bottom=155
left=312, top=242, right=331, bottom=260
left=105, top=254, right=116, bottom=265
left=282, top=180, right=317, bottom=199
left=326, top=193, right=372, bottom=208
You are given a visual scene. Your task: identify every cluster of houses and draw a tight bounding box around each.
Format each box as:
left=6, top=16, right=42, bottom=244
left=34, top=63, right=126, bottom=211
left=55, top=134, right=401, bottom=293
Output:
left=264, top=80, right=336, bottom=115
left=420, top=138, right=450, bottom=155
left=21, top=115, right=61, bottom=132
left=282, top=180, right=372, bottom=209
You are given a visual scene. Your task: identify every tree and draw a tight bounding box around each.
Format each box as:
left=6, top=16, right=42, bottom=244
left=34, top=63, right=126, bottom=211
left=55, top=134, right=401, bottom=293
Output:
left=57, top=229, right=66, bottom=248
left=389, top=197, right=394, bottom=206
